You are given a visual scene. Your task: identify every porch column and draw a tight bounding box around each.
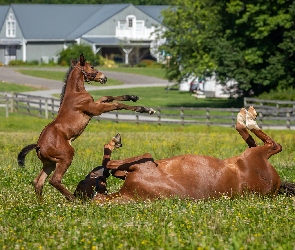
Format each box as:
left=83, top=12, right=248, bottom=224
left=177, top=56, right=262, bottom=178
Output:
left=123, top=48, right=133, bottom=65
left=94, top=46, right=101, bottom=54
left=22, top=39, right=27, bottom=62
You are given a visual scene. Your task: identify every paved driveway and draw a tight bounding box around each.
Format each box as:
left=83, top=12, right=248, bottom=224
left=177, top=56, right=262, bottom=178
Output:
left=0, top=67, right=168, bottom=89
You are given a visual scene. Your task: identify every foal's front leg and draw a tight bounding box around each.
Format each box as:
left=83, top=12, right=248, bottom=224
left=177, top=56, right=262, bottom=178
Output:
left=98, top=95, right=139, bottom=103
left=95, top=102, right=156, bottom=115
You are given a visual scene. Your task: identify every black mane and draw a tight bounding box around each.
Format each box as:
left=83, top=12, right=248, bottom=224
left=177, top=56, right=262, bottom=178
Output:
left=60, top=65, right=74, bottom=105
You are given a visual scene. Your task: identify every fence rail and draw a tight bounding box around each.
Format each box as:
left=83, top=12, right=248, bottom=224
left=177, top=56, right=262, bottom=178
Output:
left=1, top=92, right=295, bottom=129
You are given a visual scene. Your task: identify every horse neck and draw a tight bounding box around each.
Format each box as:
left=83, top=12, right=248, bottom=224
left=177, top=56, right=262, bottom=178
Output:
left=64, top=67, right=86, bottom=94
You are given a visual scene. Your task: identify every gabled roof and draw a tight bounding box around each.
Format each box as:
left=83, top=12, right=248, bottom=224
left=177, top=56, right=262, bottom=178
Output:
left=0, top=6, right=9, bottom=28
left=5, top=4, right=167, bottom=41
left=66, top=4, right=129, bottom=40
left=136, top=5, right=168, bottom=23
left=11, top=4, right=102, bottom=40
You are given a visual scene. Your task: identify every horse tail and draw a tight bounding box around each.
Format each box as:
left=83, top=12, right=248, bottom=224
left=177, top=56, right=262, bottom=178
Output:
left=278, top=182, right=295, bottom=196
left=18, top=144, right=38, bottom=167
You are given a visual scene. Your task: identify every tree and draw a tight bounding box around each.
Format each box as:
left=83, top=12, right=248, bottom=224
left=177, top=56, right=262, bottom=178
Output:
left=159, top=0, right=295, bottom=96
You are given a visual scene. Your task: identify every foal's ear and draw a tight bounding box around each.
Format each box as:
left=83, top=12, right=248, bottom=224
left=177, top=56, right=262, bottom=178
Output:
left=80, top=53, right=85, bottom=66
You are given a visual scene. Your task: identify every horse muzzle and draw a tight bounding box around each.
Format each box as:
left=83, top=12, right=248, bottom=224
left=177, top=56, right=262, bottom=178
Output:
left=97, top=75, right=107, bottom=84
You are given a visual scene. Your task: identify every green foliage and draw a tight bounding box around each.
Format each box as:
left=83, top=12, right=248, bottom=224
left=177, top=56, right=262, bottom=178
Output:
left=8, top=60, right=26, bottom=66
left=258, top=86, right=295, bottom=101
left=58, top=44, right=100, bottom=66
left=160, top=0, right=295, bottom=96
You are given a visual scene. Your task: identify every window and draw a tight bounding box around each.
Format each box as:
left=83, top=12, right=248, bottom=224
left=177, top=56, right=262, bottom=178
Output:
left=6, top=13, right=16, bottom=38
left=118, top=20, right=126, bottom=30
left=128, top=18, right=133, bottom=28
left=126, top=15, right=135, bottom=29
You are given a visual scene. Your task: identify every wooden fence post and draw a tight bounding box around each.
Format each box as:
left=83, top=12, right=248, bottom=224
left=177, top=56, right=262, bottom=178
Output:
left=157, top=108, right=161, bottom=126
left=10, top=92, right=14, bottom=112
left=5, top=95, right=9, bottom=118
left=45, top=99, right=48, bottom=119
left=286, top=112, right=290, bottom=129
left=206, top=108, right=210, bottom=126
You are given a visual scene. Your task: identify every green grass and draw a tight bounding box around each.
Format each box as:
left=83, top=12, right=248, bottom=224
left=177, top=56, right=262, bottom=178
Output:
left=0, top=114, right=295, bottom=249
left=88, top=87, right=244, bottom=108
left=0, top=81, right=42, bottom=92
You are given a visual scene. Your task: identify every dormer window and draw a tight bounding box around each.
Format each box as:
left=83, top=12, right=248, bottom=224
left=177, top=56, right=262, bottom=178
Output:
left=128, top=18, right=133, bottom=28
left=6, top=13, right=16, bottom=38
left=127, top=15, right=135, bottom=29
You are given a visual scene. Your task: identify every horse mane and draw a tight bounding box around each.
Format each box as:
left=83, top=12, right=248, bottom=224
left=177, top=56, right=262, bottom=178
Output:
left=60, top=65, right=75, bottom=105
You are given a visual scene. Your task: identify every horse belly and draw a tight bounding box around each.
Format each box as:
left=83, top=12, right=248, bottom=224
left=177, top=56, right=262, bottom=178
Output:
left=159, top=155, right=241, bottom=199
left=120, top=155, right=240, bottom=200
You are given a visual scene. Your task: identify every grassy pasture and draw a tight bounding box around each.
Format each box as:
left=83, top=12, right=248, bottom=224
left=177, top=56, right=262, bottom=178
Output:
left=1, top=113, right=295, bottom=249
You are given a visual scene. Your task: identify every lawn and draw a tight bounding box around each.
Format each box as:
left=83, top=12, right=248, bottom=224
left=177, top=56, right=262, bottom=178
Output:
left=88, top=87, right=244, bottom=108
left=0, top=81, right=42, bottom=92
left=0, top=114, right=295, bottom=249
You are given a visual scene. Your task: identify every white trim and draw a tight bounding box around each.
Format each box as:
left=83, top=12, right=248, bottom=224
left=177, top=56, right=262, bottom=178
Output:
left=6, top=13, right=16, bottom=38
left=22, top=39, right=27, bottom=62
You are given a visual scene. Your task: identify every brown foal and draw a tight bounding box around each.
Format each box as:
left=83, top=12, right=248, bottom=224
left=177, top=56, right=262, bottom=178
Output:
left=17, top=54, right=155, bottom=202
left=76, top=106, right=295, bottom=203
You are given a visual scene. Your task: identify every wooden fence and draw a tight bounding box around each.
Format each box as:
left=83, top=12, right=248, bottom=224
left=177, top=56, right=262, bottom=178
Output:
left=1, top=92, right=295, bottom=129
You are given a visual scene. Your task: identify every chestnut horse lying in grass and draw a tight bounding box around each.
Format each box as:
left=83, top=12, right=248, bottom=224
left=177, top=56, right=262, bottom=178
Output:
left=74, top=106, right=295, bottom=202
left=17, top=53, right=155, bottom=202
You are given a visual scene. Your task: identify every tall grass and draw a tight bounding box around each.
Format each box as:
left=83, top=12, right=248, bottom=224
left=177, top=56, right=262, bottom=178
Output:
left=0, top=115, right=295, bottom=249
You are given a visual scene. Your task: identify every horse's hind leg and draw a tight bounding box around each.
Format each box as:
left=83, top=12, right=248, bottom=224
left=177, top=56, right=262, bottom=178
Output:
left=246, top=106, right=282, bottom=153
left=49, top=149, right=76, bottom=201
left=98, top=95, right=139, bottom=103
left=33, top=163, right=55, bottom=202
left=235, top=108, right=257, bottom=148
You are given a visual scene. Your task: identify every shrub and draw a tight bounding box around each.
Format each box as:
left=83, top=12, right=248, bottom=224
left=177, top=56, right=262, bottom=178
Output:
left=136, top=59, right=163, bottom=68
left=26, top=60, right=39, bottom=65
left=100, top=56, right=118, bottom=68
left=58, top=43, right=100, bottom=66
left=8, top=60, right=25, bottom=66
left=258, top=86, right=295, bottom=101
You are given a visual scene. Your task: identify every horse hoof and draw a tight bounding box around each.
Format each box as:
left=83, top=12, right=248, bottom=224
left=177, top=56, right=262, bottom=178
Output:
left=148, top=108, right=156, bottom=115
left=130, top=95, right=139, bottom=102
left=112, top=133, right=122, bottom=148
left=236, top=108, right=246, bottom=128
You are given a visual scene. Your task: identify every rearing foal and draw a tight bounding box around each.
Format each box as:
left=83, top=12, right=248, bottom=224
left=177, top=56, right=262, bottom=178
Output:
left=17, top=53, right=155, bottom=202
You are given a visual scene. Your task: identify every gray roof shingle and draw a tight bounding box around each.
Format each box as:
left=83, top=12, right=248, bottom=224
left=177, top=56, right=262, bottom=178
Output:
left=0, top=6, right=9, bottom=27
left=136, top=5, right=168, bottom=23
left=66, top=4, right=129, bottom=39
